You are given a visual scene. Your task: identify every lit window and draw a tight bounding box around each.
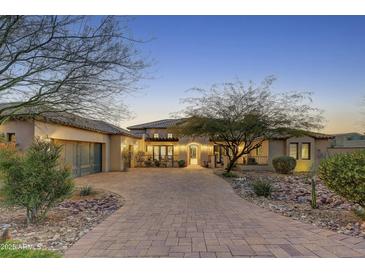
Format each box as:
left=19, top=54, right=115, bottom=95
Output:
left=167, top=133, right=173, bottom=139
left=7, top=133, right=16, bottom=142
left=301, top=143, right=311, bottom=160
left=153, top=133, right=159, bottom=138
left=146, top=145, right=153, bottom=155
left=289, top=143, right=298, bottom=159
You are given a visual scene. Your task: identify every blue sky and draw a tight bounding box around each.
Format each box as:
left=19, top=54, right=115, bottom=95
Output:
left=121, top=16, right=365, bottom=133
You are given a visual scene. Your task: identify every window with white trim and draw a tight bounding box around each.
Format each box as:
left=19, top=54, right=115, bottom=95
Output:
left=289, top=143, right=299, bottom=159
left=301, top=143, right=311, bottom=160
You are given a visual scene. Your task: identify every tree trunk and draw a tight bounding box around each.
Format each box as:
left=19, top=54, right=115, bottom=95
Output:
left=225, top=157, right=238, bottom=173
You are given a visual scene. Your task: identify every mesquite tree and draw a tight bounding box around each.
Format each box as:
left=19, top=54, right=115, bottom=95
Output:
left=173, top=76, right=324, bottom=172
left=0, top=16, right=147, bottom=125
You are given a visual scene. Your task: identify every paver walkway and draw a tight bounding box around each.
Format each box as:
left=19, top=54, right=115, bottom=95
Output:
left=65, top=168, right=365, bottom=258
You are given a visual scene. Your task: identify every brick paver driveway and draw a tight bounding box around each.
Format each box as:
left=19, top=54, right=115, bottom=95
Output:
left=65, top=168, right=365, bottom=258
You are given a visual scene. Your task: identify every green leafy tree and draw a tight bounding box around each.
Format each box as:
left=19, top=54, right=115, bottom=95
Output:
left=318, top=151, right=365, bottom=207
left=0, top=139, right=74, bottom=224
left=173, top=76, right=323, bottom=172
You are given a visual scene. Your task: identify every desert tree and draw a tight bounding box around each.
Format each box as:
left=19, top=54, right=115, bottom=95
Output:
left=0, top=16, right=148, bottom=125
left=172, top=76, right=324, bottom=172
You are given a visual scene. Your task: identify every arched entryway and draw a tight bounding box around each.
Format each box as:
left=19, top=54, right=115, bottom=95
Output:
left=188, top=143, right=200, bottom=165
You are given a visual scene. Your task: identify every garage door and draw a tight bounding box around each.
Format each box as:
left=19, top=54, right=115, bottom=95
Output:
left=55, top=140, right=102, bottom=177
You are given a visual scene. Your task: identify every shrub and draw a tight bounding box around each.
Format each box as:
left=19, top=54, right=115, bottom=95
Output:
left=79, top=185, right=93, bottom=196
left=135, top=151, right=145, bottom=167
left=177, top=160, right=185, bottom=168
left=353, top=206, right=365, bottom=221
left=144, top=159, right=152, bottom=167
left=153, top=159, right=160, bottom=167
left=272, top=156, right=296, bottom=174
left=0, top=139, right=74, bottom=224
left=222, top=171, right=238, bottom=178
left=247, top=157, right=257, bottom=165
left=251, top=179, right=273, bottom=197
left=122, top=150, right=130, bottom=171
left=318, top=151, right=365, bottom=207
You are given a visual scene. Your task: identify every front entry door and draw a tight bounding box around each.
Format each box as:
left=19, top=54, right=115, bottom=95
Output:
left=189, top=145, right=198, bottom=165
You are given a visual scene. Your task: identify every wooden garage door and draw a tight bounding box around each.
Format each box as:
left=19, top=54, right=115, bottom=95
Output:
left=56, top=140, right=102, bottom=177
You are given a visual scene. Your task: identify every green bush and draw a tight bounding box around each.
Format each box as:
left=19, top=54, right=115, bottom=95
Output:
left=0, top=139, right=74, bottom=224
left=0, top=241, right=61, bottom=258
left=177, top=160, right=185, bottom=168
left=354, top=206, right=365, bottom=220
left=222, top=171, right=238, bottom=178
left=272, top=156, right=296, bottom=174
left=144, top=159, right=152, bottom=167
left=153, top=159, right=160, bottom=167
left=79, top=185, right=93, bottom=196
left=247, top=157, right=257, bottom=165
left=251, top=179, right=273, bottom=197
left=318, top=151, right=365, bottom=207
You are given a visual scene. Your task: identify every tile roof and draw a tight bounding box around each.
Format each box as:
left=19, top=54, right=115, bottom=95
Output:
left=127, top=118, right=333, bottom=140
left=127, top=118, right=185, bottom=130
left=0, top=103, right=140, bottom=138
left=270, top=131, right=334, bottom=140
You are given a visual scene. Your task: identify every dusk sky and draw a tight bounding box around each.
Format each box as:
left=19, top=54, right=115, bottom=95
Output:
left=120, top=16, right=365, bottom=133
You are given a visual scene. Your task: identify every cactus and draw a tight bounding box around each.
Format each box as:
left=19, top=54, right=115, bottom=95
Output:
left=308, top=164, right=318, bottom=209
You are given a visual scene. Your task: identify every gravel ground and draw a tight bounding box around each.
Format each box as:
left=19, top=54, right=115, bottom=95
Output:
left=218, top=170, right=365, bottom=238
left=0, top=189, right=124, bottom=254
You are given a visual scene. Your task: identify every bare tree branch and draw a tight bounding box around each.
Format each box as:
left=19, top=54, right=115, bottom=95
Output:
left=0, top=16, right=149, bottom=125
left=172, top=76, right=324, bottom=172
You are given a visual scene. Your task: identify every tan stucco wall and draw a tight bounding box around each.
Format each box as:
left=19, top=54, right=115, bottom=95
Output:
left=268, top=139, right=286, bottom=170
left=286, top=136, right=315, bottom=172
left=121, top=136, right=142, bottom=169
left=315, top=139, right=331, bottom=166
left=34, top=121, right=111, bottom=171
left=110, top=135, right=122, bottom=171
left=0, top=120, right=35, bottom=151
left=267, top=137, right=331, bottom=172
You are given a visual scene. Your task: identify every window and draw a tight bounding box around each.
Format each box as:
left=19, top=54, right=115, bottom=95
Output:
left=153, top=133, right=159, bottom=138
left=167, top=146, right=173, bottom=160
left=160, top=146, right=167, bottom=160
left=167, top=133, right=173, bottom=139
left=301, top=143, right=311, bottom=160
left=289, top=143, right=298, bottom=159
left=152, top=145, right=174, bottom=162
left=146, top=145, right=153, bottom=155
left=153, top=146, right=159, bottom=161
left=7, top=133, right=16, bottom=142
left=255, top=145, right=263, bottom=156
left=214, top=145, right=223, bottom=163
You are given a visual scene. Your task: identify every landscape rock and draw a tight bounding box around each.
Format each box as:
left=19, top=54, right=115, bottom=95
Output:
left=0, top=191, right=123, bottom=253
left=227, top=171, right=364, bottom=239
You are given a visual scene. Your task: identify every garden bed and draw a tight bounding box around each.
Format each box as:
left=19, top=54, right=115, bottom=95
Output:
left=218, top=170, right=365, bottom=238
left=0, top=188, right=124, bottom=255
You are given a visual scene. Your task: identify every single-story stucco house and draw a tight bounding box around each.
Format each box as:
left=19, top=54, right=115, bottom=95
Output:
left=0, top=110, right=333, bottom=177
left=127, top=119, right=333, bottom=172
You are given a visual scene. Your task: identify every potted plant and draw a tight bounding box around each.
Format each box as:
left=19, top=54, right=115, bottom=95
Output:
left=178, top=159, right=186, bottom=168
